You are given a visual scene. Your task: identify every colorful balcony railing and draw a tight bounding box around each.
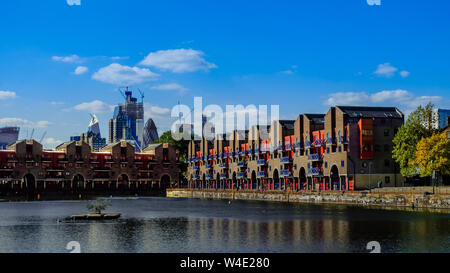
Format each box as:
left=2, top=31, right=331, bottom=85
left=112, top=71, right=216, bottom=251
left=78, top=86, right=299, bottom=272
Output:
left=220, top=164, right=227, bottom=169
left=193, top=166, right=199, bottom=170
left=280, top=169, right=291, bottom=177
left=254, top=149, right=260, bottom=154
left=206, top=164, right=212, bottom=170
left=314, top=139, right=324, bottom=147
left=326, top=137, right=336, bottom=145
left=295, top=142, right=304, bottom=149
left=237, top=161, right=246, bottom=167
left=193, top=174, right=199, bottom=179
left=308, top=154, right=322, bottom=161
left=257, top=159, right=266, bottom=166
left=280, top=157, right=292, bottom=163
left=285, top=143, right=293, bottom=150
left=257, top=171, right=266, bottom=178
left=206, top=174, right=212, bottom=179
left=305, top=140, right=312, bottom=148
left=237, top=172, right=245, bottom=179
left=220, top=174, right=227, bottom=179
left=308, top=168, right=321, bottom=175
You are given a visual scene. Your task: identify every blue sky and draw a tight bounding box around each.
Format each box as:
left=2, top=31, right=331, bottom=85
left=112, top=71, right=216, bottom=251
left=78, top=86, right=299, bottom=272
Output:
left=0, top=0, right=449, bottom=148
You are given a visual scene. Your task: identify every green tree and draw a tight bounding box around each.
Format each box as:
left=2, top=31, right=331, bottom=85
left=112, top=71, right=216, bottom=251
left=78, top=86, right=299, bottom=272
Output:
left=414, top=132, right=450, bottom=177
left=87, top=200, right=111, bottom=214
left=392, top=102, right=438, bottom=178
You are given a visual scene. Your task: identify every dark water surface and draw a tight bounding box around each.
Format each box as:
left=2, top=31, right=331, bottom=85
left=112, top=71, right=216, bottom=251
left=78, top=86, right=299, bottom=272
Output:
left=0, top=197, right=448, bottom=253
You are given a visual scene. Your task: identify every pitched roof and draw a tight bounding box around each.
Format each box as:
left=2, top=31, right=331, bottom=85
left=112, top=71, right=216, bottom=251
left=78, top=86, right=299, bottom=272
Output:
left=337, top=106, right=403, bottom=118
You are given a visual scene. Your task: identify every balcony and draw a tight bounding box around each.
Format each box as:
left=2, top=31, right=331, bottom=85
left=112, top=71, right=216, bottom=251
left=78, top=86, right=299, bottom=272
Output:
left=295, top=142, right=304, bottom=149
left=314, top=139, right=324, bottom=147
left=305, top=140, right=312, bottom=148
left=237, top=161, right=246, bottom=167
left=257, top=159, right=266, bottom=166
left=223, top=153, right=229, bottom=158
left=220, top=164, right=228, bottom=169
left=220, top=174, right=227, bottom=179
left=206, top=164, right=212, bottom=170
left=308, top=168, right=321, bottom=175
left=257, top=171, right=266, bottom=178
left=237, top=172, right=245, bottom=179
left=280, top=157, right=292, bottom=164
left=280, top=169, right=291, bottom=177
left=254, top=149, right=260, bottom=155
left=208, top=155, right=213, bottom=160
left=277, top=145, right=283, bottom=151
left=206, top=174, right=213, bottom=179
left=285, top=143, right=293, bottom=150
left=193, top=166, right=199, bottom=170
left=326, top=137, right=336, bottom=145
left=193, top=174, right=199, bottom=179
left=308, top=154, right=322, bottom=161
left=240, top=150, right=247, bottom=156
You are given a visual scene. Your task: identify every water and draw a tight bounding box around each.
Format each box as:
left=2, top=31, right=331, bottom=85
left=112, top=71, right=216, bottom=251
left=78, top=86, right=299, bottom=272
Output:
left=0, top=197, right=448, bottom=253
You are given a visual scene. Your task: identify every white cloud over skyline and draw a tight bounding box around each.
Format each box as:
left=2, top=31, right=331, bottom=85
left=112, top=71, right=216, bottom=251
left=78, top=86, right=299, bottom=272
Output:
left=151, top=83, right=188, bottom=93
left=74, top=66, right=88, bottom=75
left=0, top=118, right=51, bottom=128
left=92, top=63, right=159, bottom=85
left=52, top=54, right=83, bottom=63
left=73, top=100, right=114, bottom=113
left=324, top=89, right=445, bottom=113
left=0, top=91, right=17, bottom=100
left=140, top=49, right=217, bottom=73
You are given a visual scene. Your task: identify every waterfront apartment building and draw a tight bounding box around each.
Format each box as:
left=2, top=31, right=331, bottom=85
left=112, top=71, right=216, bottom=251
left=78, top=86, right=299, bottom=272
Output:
left=0, top=139, right=180, bottom=199
left=186, top=106, right=405, bottom=191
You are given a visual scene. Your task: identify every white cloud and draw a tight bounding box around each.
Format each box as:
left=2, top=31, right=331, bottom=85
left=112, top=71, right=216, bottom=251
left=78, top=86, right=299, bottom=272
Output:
left=0, top=91, right=17, bottom=100
left=324, top=89, right=444, bottom=112
left=139, top=49, right=217, bottom=73
left=50, top=101, right=65, bottom=105
left=92, top=63, right=159, bottom=85
left=42, top=137, right=63, bottom=149
left=144, top=103, right=172, bottom=133
left=66, top=0, right=81, bottom=6
left=73, top=100, right=114, bottom=113
left=74, top=66, right=88, bottom=75
left=151, top=83, right=188, bottom=93
left=400, top=70, right=410, bottom=78
left=374, top=63, right=398, bottom=78
left=52, top=54, right=83, bottom=63
left=0, top=118, right=51, bottom=128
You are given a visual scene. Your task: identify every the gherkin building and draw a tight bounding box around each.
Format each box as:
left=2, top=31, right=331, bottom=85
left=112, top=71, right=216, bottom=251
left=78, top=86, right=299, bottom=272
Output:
left=143, top=118, right=159, bottom=148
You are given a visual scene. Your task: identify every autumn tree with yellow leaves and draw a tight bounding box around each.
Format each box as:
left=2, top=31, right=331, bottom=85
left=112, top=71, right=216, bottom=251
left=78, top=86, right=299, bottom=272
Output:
left=414, top=132, right=450, bottom=177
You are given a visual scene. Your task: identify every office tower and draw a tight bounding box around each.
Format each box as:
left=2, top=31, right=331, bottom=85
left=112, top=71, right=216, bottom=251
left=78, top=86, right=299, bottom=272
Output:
left=0, top=127, right=20, bottom=150
left=80, top=114, right=107, bottom=152
left=143, top=118, right=159, bottom=147
left=109, top=89, right=144, bottom=151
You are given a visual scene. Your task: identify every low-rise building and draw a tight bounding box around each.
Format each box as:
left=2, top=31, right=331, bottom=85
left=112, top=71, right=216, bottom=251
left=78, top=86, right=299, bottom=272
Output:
left=186, top=106, right=404, bottom=191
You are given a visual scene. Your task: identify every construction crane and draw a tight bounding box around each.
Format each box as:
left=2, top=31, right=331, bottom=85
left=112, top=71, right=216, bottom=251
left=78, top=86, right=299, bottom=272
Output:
left=39, top=131, right=47, bottom=143
left=30, top=128, right=35, bottom=140
left=138, top=88, right=144, bottom=103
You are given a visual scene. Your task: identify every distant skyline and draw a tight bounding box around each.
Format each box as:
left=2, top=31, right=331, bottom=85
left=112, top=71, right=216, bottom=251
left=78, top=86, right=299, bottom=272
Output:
left=1, top=0, right=449, bottom=148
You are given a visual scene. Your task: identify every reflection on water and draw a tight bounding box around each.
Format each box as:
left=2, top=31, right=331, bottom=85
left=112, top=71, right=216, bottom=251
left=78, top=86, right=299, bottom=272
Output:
left=0, top=198, right=448, bottom=253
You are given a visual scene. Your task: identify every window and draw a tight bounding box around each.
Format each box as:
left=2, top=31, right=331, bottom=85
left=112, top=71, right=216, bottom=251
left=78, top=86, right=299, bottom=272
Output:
left=374, top=145, right=380, bottom=152
left=325, top=162, right=328, bottom=168
left=338, top=146, right=342, bottom=152
left=327, top=147, right=330, bottom=154
left=384, top=129, right=389, bottom=136
left=384, top=159, right=390, bottom=167
left=294, top=164, right=297, bottom=170
left=307, top=163, right=310, bottom=169
left=341, top=160, right=345, bottom=167
left=384, top=144, right=390, bottom=152
left=362, top=129, right=373, bottom=136
left=385, top=176, right=390, bottom=184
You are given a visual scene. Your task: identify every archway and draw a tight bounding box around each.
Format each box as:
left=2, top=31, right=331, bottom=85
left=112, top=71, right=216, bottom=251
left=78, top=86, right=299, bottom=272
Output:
left=117, top=174, right=129, bottom=191
left=330, top=165, right=339, bottom=190
left=160, top=174, right=171, bottom=190
left=23, top=174, right=36, bottom=201
left=251, top=171, right=257, bottom=190
left=72, top=174, right=84, bottom=193
left=299, top=167, right=307, bottom=190
left=216, top=173, right=220, bottom=190
left=273, top=169, right=279, bottom=190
